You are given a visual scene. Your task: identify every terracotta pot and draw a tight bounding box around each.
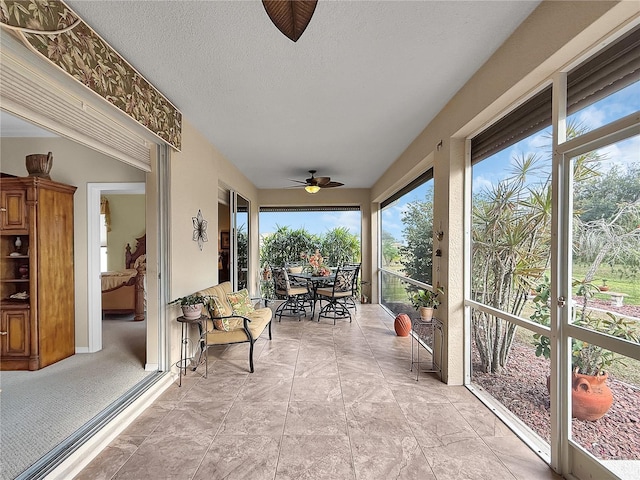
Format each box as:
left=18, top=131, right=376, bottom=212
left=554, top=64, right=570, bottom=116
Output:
left=26, top=152, right=53, bottom=179
left=572, top=372, right=613, bottom=421
left=419, top=307, right=434, bottom=321
left=181, top=303, right=203, bottom=320
left=599, top=285, right=609, bottom=292
left=394, top=313, right=411, bottom=337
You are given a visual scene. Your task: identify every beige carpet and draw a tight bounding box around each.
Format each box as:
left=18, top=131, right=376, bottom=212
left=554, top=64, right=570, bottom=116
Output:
left=0, top=315, right=152, bottom=480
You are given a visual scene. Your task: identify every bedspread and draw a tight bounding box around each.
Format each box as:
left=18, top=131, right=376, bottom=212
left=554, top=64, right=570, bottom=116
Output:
left=101, top=269, right=137, bottom=291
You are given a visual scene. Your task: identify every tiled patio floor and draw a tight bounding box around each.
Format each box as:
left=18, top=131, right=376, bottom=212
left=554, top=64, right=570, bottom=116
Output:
left=75, top=304, right=560, bottom=480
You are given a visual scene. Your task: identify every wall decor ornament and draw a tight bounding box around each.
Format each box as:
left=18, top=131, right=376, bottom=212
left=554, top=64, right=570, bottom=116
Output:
left=0, top=0, right=182, bottom=150
left=192, top=209, right=208, bottom=251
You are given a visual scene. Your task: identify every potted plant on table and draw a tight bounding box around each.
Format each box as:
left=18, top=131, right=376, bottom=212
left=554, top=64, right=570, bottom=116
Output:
left=531, top=280, right=639, bottom=421
left=408, top=288, right=441, bottom=321
left=170, top=294, right=208, bottom=319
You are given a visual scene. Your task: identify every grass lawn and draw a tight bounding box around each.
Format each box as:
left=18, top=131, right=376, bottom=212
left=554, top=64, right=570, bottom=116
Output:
left=572, top=263, right=639, bottom=305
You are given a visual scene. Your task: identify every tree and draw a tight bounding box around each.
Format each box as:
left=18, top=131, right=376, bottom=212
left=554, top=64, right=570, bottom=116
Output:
left=381, top=231, right=399, bottom=266
left=320, top=227, right=360, bottom=266
left=237, top=223, right=248, bottom=289
left=573, top=200, right=640, bottom=283
left=260, top=226, right=319, bottom=269
left=574, top=162, right=640, bottom=224
left=470, top=121, right=616, bottom=374
left=399, top=190, right=434, bottom=284
left=573, top=162, right=640, bottom=280
left=471, top=153, right=552, bottom=373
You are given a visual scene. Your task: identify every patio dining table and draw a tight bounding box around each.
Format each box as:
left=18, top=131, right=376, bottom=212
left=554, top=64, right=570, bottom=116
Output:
left=289, top=272, right=335, bottom=318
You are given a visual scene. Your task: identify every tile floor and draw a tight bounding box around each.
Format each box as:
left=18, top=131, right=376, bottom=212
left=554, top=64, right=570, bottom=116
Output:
left=75, top=305, right=561, bottom=480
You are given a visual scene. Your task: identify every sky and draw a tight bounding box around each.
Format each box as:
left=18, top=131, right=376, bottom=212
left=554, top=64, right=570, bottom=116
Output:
left=259, top=210, right=361, bottom=238
left=259, top=82, right=639, bottom=244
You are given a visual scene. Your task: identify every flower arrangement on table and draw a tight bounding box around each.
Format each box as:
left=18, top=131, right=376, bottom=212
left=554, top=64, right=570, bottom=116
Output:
left=301, top=249, right=332, bottom=277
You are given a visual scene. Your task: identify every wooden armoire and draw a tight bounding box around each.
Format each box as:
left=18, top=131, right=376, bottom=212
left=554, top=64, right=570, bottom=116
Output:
left=0, top=176, right=77, bottom=370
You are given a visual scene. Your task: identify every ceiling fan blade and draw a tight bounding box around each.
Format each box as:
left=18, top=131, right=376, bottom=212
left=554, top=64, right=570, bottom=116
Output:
left=288, top=179, right=308, bottom=184
left=314, top=176, right=331, bottom=186
left=322, top=181, right=344, bottom=188
left=262, top=0, right=318, bottom=42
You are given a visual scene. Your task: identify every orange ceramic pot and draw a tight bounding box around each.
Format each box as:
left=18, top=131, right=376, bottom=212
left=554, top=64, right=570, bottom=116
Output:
left=572, top=372, right=613, bottom=421
left=394, top=313, right=412, bottom=337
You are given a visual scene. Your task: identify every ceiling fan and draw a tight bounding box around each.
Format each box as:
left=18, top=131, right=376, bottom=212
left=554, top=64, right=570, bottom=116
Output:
left=289, top=170, right=344, bottom=194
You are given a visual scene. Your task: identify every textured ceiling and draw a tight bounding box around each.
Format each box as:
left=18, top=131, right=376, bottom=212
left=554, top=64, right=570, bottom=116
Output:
left=61, top=1, right=540, bottom=189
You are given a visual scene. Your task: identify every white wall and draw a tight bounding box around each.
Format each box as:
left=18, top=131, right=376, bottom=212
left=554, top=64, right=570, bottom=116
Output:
left=1, top=137, right=146, bottom=347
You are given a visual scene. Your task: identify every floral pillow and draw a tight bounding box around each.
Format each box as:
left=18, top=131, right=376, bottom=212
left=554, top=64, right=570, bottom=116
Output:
left=206, top=296, right=229, bottom=331
left=226, top=288, right=255, bottom=316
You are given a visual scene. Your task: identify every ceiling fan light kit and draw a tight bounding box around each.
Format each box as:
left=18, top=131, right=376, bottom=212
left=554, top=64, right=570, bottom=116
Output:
left=304, top=185, right=321, bottom=194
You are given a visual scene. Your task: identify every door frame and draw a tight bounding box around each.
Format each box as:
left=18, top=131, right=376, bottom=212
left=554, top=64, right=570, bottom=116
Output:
left=87, top=182, right=145, bottom=353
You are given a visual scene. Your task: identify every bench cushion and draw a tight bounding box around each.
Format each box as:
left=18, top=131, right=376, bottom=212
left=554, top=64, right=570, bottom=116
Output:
left=196, top=282, right=272, bottom=345
left=203, top=308, right=272, bottom=345
left=197, top=282, right=234, bottom=317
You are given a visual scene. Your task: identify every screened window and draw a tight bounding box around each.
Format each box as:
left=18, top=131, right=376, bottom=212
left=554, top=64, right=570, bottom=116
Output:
left=379, top=170, right=434, bottom=317
left=258, top=206, right=362, bottom=279
left=467, top=24, right=640, bottom=474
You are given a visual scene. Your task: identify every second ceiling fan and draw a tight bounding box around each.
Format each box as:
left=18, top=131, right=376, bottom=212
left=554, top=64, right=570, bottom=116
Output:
left=290, top=170, right=344, bottom=193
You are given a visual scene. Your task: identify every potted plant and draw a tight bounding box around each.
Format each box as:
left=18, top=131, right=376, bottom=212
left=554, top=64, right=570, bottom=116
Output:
left=170, top=294, right=208, bottom=319
left=531, top=280, right=638, bottom=421
left=599, top=279, right=609, bottom=292
left=408, top=288, right=441, bottom=321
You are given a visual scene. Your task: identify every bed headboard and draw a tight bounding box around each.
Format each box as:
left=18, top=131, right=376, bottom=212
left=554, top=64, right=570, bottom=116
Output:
left=125, top=234, right=146, bottom=269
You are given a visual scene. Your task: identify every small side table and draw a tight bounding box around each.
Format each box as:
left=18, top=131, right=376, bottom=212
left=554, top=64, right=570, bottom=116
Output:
left=176, top=315, right=206, bottom=387
left=410, top=317, right=443, bottom=381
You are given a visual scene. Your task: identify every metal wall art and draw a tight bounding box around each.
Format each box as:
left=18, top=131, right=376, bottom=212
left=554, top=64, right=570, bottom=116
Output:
left=192, top=209, right=208, bottom=251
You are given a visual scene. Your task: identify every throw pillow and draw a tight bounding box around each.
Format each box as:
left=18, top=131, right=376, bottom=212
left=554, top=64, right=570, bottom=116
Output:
left=226, top=288, right=255, bottom=316
left=206, top=296, right=229, bottom=331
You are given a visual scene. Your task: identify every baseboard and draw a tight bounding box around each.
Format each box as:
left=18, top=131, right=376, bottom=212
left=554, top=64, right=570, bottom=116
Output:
left=75, top=347, right=90, bottom=354
left=144, top=363, right=159, bottom=371
left=43, top=373, right=174, bottom=480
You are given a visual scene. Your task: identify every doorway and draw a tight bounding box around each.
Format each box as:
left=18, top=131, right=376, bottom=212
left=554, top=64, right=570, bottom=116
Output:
left=87, top=182, right=145, bottom=355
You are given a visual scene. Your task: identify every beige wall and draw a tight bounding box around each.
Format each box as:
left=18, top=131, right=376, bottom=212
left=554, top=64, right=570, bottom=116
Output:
left=103, top=194, right=145, bottom=271
left=370, top=1, right=636, bottom=384
left=168, top=119, right=259, bottom=363
left=1, top=137, right=146, bottom=348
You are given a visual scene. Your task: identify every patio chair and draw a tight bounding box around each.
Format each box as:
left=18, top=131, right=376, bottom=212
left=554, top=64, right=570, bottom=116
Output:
left=341, top=262, right=360, bottom=311
left=272, top=266, right=310, bottom=321
left=316, top=265, right=359, bottom=324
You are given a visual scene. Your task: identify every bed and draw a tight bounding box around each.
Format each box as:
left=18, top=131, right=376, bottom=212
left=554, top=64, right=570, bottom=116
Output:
left=101, top=234, right=146, bottom=321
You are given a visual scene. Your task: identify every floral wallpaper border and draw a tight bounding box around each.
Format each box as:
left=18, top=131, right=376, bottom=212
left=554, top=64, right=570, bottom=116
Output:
left=0, top=0, right=182, bottom=150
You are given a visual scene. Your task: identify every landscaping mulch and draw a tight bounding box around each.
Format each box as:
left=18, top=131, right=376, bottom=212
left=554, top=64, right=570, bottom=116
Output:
left=393, top=299, right=640, bottom=461
left=472, top=340, right=640, bottom=461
